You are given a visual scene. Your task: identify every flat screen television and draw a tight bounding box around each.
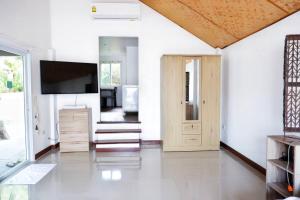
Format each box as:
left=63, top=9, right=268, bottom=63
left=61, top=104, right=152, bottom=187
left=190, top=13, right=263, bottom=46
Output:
left=40, top=60, right=98, bottom=94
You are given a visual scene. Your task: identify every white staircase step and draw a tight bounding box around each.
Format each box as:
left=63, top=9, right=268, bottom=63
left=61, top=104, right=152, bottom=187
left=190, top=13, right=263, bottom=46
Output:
left=96, top=143, right=140, bottom=149
left=96, top=133, right=140, bottom=141
left=96, top=123, right=141, bottom=130
left=96, top=143, right=140, bottom=152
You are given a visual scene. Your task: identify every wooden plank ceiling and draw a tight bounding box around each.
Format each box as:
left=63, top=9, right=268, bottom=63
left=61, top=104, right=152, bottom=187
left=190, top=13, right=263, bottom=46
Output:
left=140, top=0, right=300, bottom=48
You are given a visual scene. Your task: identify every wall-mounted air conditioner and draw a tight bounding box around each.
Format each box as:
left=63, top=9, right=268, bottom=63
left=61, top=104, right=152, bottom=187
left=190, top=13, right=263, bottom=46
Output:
left=91, top=2, right=140, bottom=20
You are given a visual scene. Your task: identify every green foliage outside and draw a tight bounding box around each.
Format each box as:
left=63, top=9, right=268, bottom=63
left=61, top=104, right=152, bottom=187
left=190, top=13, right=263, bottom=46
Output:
left=0, top=57, right=23, bottom=93
left=101, top=63, right=121, bottom=86
left=0, top=185, right=29, bottom=200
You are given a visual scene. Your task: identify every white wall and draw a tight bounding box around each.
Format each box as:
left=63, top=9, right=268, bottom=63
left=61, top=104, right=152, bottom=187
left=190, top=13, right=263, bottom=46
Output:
left=0, top=0, right=52, bottom=154
left=50, top=0, right=216, bottom=140
left=126, top=46, right=138, bottom=85
left=222, top=11, right=300, bottom=167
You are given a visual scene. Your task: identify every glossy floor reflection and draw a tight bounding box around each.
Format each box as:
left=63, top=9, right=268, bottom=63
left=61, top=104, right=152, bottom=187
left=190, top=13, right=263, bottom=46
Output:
left=0, top=148, right=266, bottom=200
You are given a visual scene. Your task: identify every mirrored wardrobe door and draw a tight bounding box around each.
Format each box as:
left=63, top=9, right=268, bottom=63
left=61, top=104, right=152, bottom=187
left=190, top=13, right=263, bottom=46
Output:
left=183, top=57, right=201, bottom=122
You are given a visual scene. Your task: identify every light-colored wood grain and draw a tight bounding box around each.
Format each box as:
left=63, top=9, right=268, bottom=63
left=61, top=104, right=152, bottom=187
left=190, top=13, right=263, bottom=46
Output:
left=60, top=133, right=89, bottom=142
left=161, top=55, right=220, bottom=151
left=201, top=56, right=220, bottom=148
left=161, top=56, right=183, bottom=149
left=183, top=134, right=202, bottom=146
left=182, top=123, right=201, bottom=134
left=269, top=0, right=300, bottom=13
left=60, top=142, right=89, bottom=152
left=141, top=0, right=299, bottom=48
left=60, top=120, right=89, bottom=133
left=59, top=108, right=91, bottom=152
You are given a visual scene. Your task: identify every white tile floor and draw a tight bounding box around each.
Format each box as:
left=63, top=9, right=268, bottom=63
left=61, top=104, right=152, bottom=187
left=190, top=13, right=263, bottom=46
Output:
left=0, top=148, right=266, bottom=200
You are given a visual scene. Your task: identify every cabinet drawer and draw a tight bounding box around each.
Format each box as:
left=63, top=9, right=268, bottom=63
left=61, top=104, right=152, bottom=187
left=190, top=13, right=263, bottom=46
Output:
left=74, top=111, right=88, bottom=121
left=60, top=121, right=88, bottom=132
left=60, top=133, right=89, bottom=142
left=182, top=123, right=201, bottom=134
left=59, top=110, right=89, bottom=122
left=59, top=111, right=74, bottom=122
left=183, top=135, right=201, bottom=146
left=60, top=141, right=89, bottom=152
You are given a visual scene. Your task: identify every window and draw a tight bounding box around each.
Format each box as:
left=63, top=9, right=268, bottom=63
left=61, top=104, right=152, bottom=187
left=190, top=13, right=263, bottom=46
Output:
left=101, top=62, right=121, bottom=86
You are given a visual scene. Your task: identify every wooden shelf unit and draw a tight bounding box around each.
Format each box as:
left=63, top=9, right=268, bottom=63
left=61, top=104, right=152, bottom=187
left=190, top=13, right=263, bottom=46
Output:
left=267, top=135, right=300, bottom=199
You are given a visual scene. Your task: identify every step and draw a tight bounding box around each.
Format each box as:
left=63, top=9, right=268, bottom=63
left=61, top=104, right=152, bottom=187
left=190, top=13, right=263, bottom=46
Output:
left=96, top=123, right=141, bottom=130
left=94, top=139, right=140, bottom=144
left=97, top=121, right=141, bottom=124
left=96, top=143, right=140, bottom=152
left=95, top=129, right=141, bottom=134
left=96, top=133, right=140, bottom=141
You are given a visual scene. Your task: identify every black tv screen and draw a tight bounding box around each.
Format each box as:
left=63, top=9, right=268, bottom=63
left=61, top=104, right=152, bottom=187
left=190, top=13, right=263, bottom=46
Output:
left=40, top=60, right=98, bottom=94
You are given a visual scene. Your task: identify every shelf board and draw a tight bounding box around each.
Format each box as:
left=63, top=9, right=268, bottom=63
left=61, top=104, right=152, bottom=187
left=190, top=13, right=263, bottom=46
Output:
left=268, top=182, right=293, bottom=198
left=268, top=159, right=294, bottom=174
left=268, top=135, right=300, bottom=146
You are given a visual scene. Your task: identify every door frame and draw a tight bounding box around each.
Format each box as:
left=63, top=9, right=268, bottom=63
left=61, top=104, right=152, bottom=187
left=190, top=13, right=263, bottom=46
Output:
left=0, top=39, right=33, bottom=180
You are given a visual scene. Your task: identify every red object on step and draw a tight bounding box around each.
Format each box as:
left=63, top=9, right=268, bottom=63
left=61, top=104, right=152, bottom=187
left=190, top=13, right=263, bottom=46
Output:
left=288, top=185, right=293, bottom=192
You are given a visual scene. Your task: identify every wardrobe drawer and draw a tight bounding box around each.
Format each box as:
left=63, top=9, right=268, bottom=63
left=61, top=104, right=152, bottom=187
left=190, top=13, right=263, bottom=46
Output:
left=182, top=123, right=201, bottom=134
left=60, top=133, right=89, bottom=142
left=183, top=135, right=201, bottom=146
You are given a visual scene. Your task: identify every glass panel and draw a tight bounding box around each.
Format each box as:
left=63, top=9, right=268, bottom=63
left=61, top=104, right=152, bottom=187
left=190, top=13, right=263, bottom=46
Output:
left=111, top=63, right=121, bottom=86
left=100, top=63, right=111, bottom=86
left=185, top=58, right=200, bottom=120
left=0, top=53, right=27, bottom=179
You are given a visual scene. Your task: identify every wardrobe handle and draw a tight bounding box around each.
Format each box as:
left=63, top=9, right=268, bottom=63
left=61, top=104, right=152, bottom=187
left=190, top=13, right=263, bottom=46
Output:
left=203, top=100, right=206, bottom=104
left=181, top=101, right=183, bottom=105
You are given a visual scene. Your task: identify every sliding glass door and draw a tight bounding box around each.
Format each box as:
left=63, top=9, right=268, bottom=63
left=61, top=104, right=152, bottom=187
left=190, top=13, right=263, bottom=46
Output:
left=0, top=47, right=31, bottom=181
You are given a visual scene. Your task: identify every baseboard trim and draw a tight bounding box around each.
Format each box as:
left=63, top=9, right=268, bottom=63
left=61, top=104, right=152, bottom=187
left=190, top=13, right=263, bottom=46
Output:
left=220, top=141, right=266, bottom=175
left=35, top=142, right=60, bottom=160
left=35, top=141, right=264, bottom=176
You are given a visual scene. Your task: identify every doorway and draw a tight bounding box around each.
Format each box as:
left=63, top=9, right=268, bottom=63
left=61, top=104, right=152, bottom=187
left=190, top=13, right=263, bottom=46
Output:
left=0, top=46, right=32, bottom=181
left=99, top=37, right=139, bottom=123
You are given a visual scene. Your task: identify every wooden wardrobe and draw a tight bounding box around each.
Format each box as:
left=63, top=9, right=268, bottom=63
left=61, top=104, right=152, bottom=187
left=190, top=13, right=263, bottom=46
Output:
left=161, top=55, right=220, bottom=151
